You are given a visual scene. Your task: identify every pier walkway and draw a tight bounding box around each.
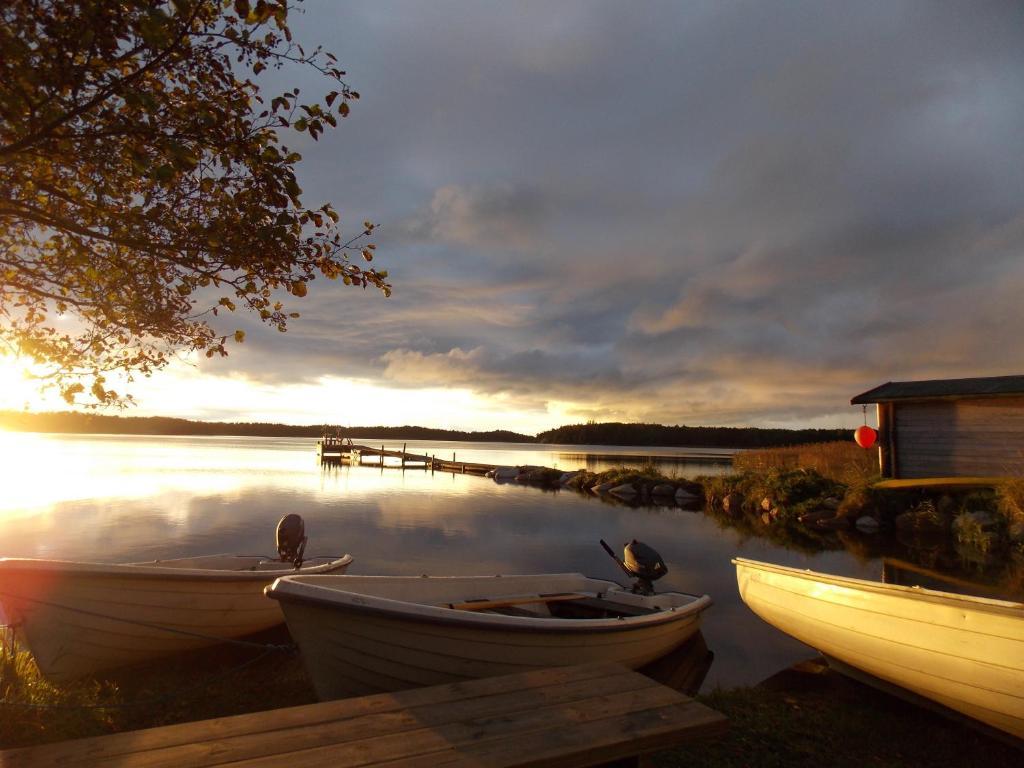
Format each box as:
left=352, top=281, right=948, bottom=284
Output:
left=317, top=437, right=501, bottom=476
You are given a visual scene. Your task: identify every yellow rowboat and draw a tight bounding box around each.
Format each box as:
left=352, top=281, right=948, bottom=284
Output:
left=734, top=557, right=1024, bottom=739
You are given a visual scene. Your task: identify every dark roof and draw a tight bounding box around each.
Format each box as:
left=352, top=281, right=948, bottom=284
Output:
left=851, top=375, right=1024, bottom=404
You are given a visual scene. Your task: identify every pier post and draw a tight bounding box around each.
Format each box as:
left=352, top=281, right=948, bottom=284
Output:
left=402, top=443, right=407, bottom=469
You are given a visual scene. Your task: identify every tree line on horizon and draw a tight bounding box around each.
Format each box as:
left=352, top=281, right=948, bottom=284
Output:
left=0, top=411, right=850, bottom=448
left=534, top=422, right=849, bottom=448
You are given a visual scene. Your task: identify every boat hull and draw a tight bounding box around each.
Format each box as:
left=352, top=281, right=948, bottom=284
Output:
left=734, top=557, right=1024, bottom=740
left=268, top=573, right=710, bottom=701
left=0, top=555, right=352, bottom=681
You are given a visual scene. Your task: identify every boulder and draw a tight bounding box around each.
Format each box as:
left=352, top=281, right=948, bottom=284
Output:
left=722, top=492, right=744, bottom=517
left=651, top=483, right=676, bottom=497
left=816, top=514, right=850, bottom=530
left=798, top=509, right=833, bottom=526
left=592, top=481, right=618, bottom=495
left=855, top=515, right=880, bottom=532
left=759, top=506, right=783, bottom=524
left=609, top=483, right=638, bottom=498
left=675, top=487, right=701, bottom=503
left=559, top=470, right=582, bottom=485
left=493, top=466, right=519, bottom=481
left=820, top=497, right=841, bottom=511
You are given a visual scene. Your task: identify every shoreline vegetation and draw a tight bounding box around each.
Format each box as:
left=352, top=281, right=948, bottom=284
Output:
left=0, top=410, right=848, bottom=448
left=541, top=442, right=1024, bottom=595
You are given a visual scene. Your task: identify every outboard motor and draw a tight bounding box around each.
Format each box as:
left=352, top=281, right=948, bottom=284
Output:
left=276, top=514, right=307, bottom=569
left=600, top=539, right=668, bottom=595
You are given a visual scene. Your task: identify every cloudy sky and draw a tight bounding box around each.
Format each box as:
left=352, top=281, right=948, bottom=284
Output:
left=12, top=0, right=1024, bottom=433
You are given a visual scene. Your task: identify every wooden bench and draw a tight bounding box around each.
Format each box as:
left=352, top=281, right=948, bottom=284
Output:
left=0, top=662, right=727, bottom=767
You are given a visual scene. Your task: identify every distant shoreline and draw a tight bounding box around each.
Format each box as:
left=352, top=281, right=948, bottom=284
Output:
left=0, top=410, right=849, bottom=449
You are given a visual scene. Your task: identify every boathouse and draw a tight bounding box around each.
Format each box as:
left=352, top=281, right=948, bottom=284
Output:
left=851, top=375, right=1024, bottom=480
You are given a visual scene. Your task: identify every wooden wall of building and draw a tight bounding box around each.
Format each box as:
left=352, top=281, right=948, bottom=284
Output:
left=893, top=396, right=1024, bottom=478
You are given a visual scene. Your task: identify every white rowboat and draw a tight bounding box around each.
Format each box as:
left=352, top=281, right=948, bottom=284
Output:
left=0, top=553, right=353, bottom=681
left=734, top=557, right=1024, bottom=739
left=266, top=572, right=711, bottom=701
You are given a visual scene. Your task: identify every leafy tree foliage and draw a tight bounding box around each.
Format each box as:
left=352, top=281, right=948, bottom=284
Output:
left=0, top=0, right=390, bottom=404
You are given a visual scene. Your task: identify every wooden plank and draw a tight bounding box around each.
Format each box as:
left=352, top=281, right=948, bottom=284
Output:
left=379, top=700, right=727, bottom=768
left=893, top=399, right=1024, bottom=478
left=444, top=593, right=586, bottom=612
left=211, top=681, right=693, bottom=768
left=0, top=664, right=725, bottom=768
left=0, top=664, right=626, bottom=767
left=82, top=670, right=661, bottom=768
left=877, top=402, right=890, bottom=477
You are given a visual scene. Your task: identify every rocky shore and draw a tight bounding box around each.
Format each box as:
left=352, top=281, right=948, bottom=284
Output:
left=485, top=457, right=1024, bottom=586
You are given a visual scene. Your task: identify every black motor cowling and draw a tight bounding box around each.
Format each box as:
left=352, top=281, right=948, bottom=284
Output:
left=276, top=514, right=307, bottom=568
left=600, top=538, right=668, bottom=595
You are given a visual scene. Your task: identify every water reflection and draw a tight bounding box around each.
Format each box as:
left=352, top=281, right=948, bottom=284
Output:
left=0, top=433, right=873, bottom=689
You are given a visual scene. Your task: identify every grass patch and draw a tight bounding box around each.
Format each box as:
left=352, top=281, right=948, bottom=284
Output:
left=655, top=664, right=1022, bottom=768
left=998, top=478, right=1024, bottom=528
left=734, top=441, right=879, bottom=486
left=0, top=626, right=315, bottom=750
left=701, top=468, right=844, bottom=522
left=0, top=627, right=120, bottom=747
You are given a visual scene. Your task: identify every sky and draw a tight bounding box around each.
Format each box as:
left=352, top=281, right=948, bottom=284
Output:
left=6, top=0, right=1024, bottom=433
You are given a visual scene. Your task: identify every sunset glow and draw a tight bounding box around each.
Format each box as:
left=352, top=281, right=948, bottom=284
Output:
left=0, top=355, right=61, bottom=414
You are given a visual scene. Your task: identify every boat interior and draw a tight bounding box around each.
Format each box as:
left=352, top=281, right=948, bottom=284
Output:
left=441, top=591, right=663, bottom=619
left=278, top=574, right=704, bottom=617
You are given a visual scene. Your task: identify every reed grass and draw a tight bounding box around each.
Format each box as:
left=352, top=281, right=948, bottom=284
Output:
left=0, top=626, right=314, bottom=750
left=732, top=441, right=879, bottom=486
left=997, top=477, right=1024, bottom=526
left=658, top=667, right=1022, bottom=768
left=0, top=627, right=120, bottom=747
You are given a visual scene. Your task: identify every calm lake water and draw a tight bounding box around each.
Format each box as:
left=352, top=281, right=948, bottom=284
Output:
left=0, top=432, right=886, bottom=689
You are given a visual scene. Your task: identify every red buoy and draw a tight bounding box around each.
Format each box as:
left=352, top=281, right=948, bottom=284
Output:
left=854, top=425, right=877, bottom=449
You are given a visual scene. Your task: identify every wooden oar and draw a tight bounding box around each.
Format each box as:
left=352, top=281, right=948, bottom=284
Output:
left=444, top=592, right=587, bottom=612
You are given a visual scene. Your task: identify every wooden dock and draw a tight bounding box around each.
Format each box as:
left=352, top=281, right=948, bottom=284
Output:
left=317, top=437, right=500, bottom=476
left=0, top=663, right=727, bottom=767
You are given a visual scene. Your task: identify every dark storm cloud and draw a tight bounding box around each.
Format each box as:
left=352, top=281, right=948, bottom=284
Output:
left=209, top=0, right=1024, bottom=426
